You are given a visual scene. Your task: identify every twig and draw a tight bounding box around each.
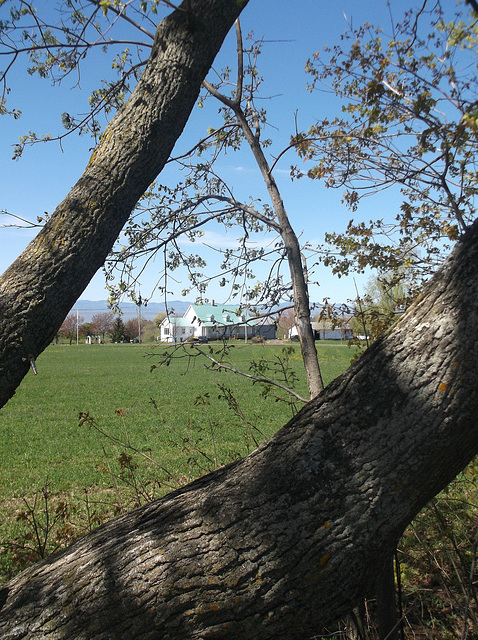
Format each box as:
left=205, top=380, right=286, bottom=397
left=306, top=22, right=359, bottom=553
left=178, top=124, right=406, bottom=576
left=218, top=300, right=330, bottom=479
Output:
left=460, top=522, right=478, bottom=640
left=191, top=345, right=308, bottom=403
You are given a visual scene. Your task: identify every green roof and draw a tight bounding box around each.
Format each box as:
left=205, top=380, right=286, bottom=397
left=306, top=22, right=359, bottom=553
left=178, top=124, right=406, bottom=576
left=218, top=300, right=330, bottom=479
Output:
left=190, top=304, right=245, bottom=324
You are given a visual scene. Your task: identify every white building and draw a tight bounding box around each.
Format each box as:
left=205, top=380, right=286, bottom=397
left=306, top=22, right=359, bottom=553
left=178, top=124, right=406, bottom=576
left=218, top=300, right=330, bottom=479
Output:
left=160, top=303, right=276, bottom=342
left=288, top=320, right=353, bottom=341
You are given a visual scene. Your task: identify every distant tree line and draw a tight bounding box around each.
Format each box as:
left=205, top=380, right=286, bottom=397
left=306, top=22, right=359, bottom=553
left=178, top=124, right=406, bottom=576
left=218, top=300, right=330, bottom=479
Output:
left=57, top=311, right=159, bottom=344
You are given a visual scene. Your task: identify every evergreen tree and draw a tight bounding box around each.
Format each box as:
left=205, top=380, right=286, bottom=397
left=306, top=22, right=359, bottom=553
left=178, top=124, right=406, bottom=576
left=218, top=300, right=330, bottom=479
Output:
left=110, top=317, right=125, bottom=343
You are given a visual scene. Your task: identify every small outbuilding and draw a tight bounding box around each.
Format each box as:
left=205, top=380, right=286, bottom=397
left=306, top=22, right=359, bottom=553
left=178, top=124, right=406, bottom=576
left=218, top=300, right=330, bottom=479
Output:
left=289, top=319, right=353, bottom=341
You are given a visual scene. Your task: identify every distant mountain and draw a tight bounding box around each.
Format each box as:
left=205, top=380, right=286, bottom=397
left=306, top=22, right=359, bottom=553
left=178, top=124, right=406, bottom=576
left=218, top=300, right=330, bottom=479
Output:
left=71, top=300, right=192, bottom=322
left=71, top=299, right=336, bottom=323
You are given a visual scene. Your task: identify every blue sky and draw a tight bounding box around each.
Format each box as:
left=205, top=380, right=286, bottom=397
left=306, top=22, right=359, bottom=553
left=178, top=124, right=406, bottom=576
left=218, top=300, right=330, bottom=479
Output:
left=0, top=0, right=431, bottom=306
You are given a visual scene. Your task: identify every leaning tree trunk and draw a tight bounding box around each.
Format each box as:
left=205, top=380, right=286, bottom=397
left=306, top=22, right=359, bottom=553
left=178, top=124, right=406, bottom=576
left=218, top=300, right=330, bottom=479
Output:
left=2, top=220, right=478, bottom=639
left=0, top=0, right=248, bottom=410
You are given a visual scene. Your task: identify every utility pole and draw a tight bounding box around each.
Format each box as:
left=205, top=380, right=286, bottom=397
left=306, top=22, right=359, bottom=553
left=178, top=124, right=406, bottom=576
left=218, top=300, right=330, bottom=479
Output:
left=137, top=295, right=142, bottom=344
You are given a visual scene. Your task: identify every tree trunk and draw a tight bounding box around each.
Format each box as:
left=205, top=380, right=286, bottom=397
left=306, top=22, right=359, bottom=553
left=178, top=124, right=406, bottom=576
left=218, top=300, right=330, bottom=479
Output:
left=2, top=219, right=478, bottom=639
left=0, top=0, right=248, bottom=410
left=375, top=556, right=399, bottom=640
left=203, top=18, right=323, bottom=399
left=204, top=73, right=324, bottom=398
left=238, top=113, right=324, bottom=398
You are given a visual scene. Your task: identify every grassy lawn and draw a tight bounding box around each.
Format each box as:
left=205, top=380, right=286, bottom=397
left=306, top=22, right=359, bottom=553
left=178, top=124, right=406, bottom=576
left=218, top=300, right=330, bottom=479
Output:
left=0, top=340, right=356, bottom=499
left=0, top=340, right=357, bottom=581
left=2, top=340, right=477, bottom=636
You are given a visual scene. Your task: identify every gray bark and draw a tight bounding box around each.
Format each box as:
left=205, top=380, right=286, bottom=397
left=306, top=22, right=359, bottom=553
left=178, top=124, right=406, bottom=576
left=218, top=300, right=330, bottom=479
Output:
left=0, top=0, right=248, bottom=409
left=2, top=218, right=478, bottom=639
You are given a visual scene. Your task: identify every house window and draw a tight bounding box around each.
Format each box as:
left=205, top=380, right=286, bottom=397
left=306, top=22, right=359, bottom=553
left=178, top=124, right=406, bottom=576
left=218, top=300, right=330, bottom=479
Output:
left=164, top=328, right=170, bottom=335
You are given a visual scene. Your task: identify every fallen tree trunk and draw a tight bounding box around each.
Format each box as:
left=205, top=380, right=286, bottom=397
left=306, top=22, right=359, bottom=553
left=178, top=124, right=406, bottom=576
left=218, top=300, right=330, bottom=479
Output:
left=1, top=220, right=478, bottom=639
left=0, top=0, right=248, bottom=410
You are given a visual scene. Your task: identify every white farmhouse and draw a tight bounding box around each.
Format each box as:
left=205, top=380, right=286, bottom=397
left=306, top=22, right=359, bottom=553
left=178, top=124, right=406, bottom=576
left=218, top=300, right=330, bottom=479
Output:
left=160, top=303, right=276, bottom=342
left=159, top=316, right=195, bottom=343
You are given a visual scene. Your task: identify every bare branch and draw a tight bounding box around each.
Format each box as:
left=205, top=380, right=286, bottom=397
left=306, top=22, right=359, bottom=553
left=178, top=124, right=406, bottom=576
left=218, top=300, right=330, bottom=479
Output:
left=86, top=0, right=156, bottom=41
left=234, top=19, right=244, bottom=107
left=178, top=343, right=309, bottom=403
left=0, top=211, right=43, bottom=229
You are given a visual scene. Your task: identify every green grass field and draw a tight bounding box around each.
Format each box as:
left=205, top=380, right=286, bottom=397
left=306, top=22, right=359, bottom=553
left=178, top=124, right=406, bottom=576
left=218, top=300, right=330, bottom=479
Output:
left=0, top=341, right=355, bottom=499
left=1, top=341, right=477, bottom=638
left=0, top=340, right=356, bottom=581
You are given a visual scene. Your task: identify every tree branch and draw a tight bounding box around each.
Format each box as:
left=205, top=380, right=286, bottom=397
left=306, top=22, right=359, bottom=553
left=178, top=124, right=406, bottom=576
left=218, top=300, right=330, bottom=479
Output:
left=86, top=0, right=156, bottom=40
left=188, top=344, right=309, bottom=403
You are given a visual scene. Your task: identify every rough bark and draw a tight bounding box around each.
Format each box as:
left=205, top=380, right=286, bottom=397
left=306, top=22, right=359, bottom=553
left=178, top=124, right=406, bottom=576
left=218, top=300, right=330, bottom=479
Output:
left=2, top=219, right=478, bottom=639
left=0, top=0, right=248, bottom=409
